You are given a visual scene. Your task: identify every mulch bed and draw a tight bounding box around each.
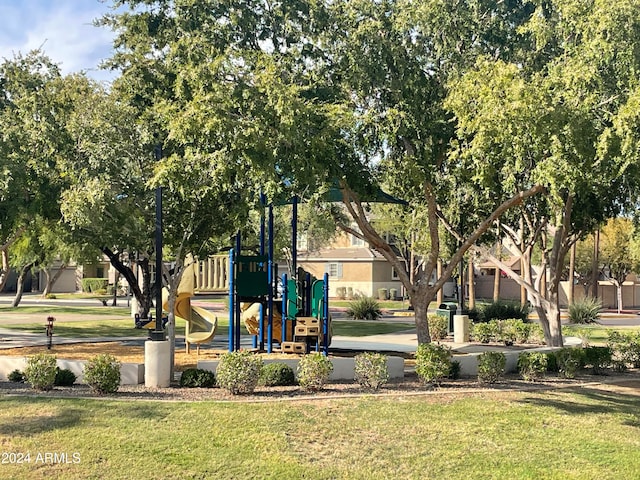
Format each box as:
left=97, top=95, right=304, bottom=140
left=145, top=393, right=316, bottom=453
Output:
left=2, top=371, right=639, bottom=403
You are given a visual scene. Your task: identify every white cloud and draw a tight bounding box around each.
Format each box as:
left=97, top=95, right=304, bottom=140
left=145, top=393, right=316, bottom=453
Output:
left=0, top=0, right=117, bottom=82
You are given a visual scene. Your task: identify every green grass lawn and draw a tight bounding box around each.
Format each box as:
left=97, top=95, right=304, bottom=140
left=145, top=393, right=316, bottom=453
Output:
left=0, top=387, right=639, bottom=479
left=0, top=318, right=412, bottom=339
left=563, top=324, right=640, bottom=345
left=0, top=305, right=131, bottom=316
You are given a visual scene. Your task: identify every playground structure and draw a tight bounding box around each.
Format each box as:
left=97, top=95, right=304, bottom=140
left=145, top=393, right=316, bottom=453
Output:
left=228, top=195, right=331, bottom=354
left=136, top=258, right=218, bottom=354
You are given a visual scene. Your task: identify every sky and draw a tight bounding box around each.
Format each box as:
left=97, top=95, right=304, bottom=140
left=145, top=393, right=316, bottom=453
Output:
left=0, top=0, right=118, bottom=83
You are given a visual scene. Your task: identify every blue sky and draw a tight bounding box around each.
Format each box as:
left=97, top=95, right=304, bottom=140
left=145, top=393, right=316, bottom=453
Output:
left=0, top=0, right=117, bottom=82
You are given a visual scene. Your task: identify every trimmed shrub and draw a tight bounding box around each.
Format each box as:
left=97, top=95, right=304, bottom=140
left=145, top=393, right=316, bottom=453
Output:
left=479, top=301, right=529, bottom=323
left=477, top=351, right=506, bottom=384
left=584, top=346, right=612, bottom=375
left=180, top=368, right=216, bottom=388
left=354, top=352, right=389, bottom=391
left=259, top=363, right=296, bottom=387
left=517, top=351, right=548, bottom=381
left=81, top=278, right=109, bottom=293
left=297, top=353, right=333, bottom=392
left=607, top=331, right=640, bottom=369
left=428, top=314, right=449, bottom=341
left=555, top=348, right=585, bottom=379
left=216, top=351, right=263, bottom=394
left=498, top=319, right=519, bottom=346
left=54, top=368, right=77, bottom=387
left=84, top=354, right=121, bottom=394
left=8, top=369, right=24, bottom=383
left=472, top=321, right=499, bottom=343
left=568, top=297, right=601, bottom=324
left=415, top=343, right=452, bottom=386
left=346, top=296, right=383, bottom=320
left=24, top=353, right=57, bottom=391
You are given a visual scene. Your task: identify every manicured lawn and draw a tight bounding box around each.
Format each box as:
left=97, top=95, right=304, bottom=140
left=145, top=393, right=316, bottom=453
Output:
left=563, top=324, right=640, bottom=345
left=0, top=387, right=639, bottom=479
left=0, top=316, right=413, bottom=339
left=0, top=305, right=131, bottom=316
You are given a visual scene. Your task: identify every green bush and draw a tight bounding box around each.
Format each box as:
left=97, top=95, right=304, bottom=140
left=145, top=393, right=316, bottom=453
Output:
left=527, top=324, right=547, bottom=345
left=428, top=314, right=449, bottom=341
left=259, top=363, right=296, bottom=387
left=607, top=331, right=640, bottom=369
left=8, top=369, right=24, bottom=383
left=216, top=351, right=263, bottom=394
left=517, top=351, right=548, bottom=381
left=477, top=351, right=506, bottom=384
left=24, top=353, right=57, bottom=391
left=479, top=301, right=529, bottom=323
left=54, top=368, right=77, bottom=387
left=180, top=368, right=216, bottom=388
left=584, top=346, right=612, bottom=375
left=472, top=321, right=499, bottom=343
left=297, top=353, right=333, bottom=392
left=568, top=297, right=601, bottom=324
left=346, top=296, right=382, bottom=320
left=81, top=278, right=109, bottom=293
left=415, top=343, right=452, bottom=386
left=498, top=319, right=519, bottom=345
left=84, top=354, right=121, bottom=394
left=555, top=348, right=585, bottom=379
left=354, top=352, right=389, bottom=391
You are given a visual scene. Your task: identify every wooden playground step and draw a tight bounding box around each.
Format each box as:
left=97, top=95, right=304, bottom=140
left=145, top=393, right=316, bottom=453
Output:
left=295, top=325, right=320, bottom=337
left=296, top=317, right=320, bottom=327
left=281, top=342, right=307, bottom=354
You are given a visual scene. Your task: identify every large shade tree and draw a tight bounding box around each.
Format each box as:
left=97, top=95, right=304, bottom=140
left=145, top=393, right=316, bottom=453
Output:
left=100, top=0, right=549, bottom=347
left=447, top=0, right=640, bottom=345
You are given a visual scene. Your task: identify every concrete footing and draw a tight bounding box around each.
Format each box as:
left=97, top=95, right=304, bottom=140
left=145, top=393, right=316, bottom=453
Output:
left=144, top=340, right=171, bottom=387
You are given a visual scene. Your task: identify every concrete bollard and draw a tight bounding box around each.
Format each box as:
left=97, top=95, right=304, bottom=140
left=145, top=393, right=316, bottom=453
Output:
left=453, top=315, right=470, bottom=343
left=144, top=340, right=171, bottom=387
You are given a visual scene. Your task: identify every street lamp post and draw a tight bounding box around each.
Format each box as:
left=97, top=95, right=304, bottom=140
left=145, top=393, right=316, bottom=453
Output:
left=151, top=142, right=165, bottom=341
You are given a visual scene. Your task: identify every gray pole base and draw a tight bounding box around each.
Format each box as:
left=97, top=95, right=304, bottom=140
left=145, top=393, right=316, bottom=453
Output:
left=453, top=315, right=470, bottom=343
left=144, top=340, right=171, bottom=387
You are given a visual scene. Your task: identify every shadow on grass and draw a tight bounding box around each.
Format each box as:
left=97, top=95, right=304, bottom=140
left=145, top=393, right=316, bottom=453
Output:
left=0, top=398, right=84, bottom=435
left=519, top=383, right=640, bottom=428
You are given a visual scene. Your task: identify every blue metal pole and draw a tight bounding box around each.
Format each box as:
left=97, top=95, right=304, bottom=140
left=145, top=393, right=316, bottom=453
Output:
left=267, top=203, right=274, bottom=353
left=282, top=273, right=288, bottom=344
left=228, top=249, right=235, bottom=352
left=235, top=233, right=241, bottom=351
left=292, top=196, right=298, bottom=275
left=323, top=273, right=329, bottom=356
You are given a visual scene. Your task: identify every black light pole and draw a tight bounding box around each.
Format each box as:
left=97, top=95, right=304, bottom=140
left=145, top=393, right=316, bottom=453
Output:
left=152, top=142, right=165, bottom=341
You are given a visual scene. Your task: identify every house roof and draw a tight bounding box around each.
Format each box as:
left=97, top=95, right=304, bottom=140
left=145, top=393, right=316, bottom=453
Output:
left=479, top=256, right=522, bottom=271
left=298, top=247, right=387, bottom=262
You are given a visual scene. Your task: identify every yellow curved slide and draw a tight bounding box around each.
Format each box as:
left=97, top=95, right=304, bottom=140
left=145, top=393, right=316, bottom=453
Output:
left=163, top=260, right=217, bottom=354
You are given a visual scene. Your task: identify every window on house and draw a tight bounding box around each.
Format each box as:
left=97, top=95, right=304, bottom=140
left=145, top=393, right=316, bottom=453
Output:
left=297, top=232, right=308, bottom=251
left=351, top=234, right=365, bottom=247
left=96, top=266, right=105, bottom=278
left=391, top=266, right=400, bottom=280
left=326, top=262, right=343, bottom=279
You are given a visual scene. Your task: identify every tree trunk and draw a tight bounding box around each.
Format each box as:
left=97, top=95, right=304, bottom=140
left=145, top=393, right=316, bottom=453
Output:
left=493, top=235, right=501, bottom=302
left=616, top=281, right=623, bottom=314
left=568, top=242, right=576, bottom=305
left=11, top=263, right=34, bottom=307
left=112, top=271, right=120, bottom=306
left=467, top=257, right=475, bottom=310
left=412, top=287, right=432, bottom=344
left=0, top=250, right=10, bottom=293
left=592, top=230, right=600, bottom=298
left=102, top=248, right=153, bottom=317
left=41, top=264, right=67, bottom=298
left=436, top=259, right=443, bottom=306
